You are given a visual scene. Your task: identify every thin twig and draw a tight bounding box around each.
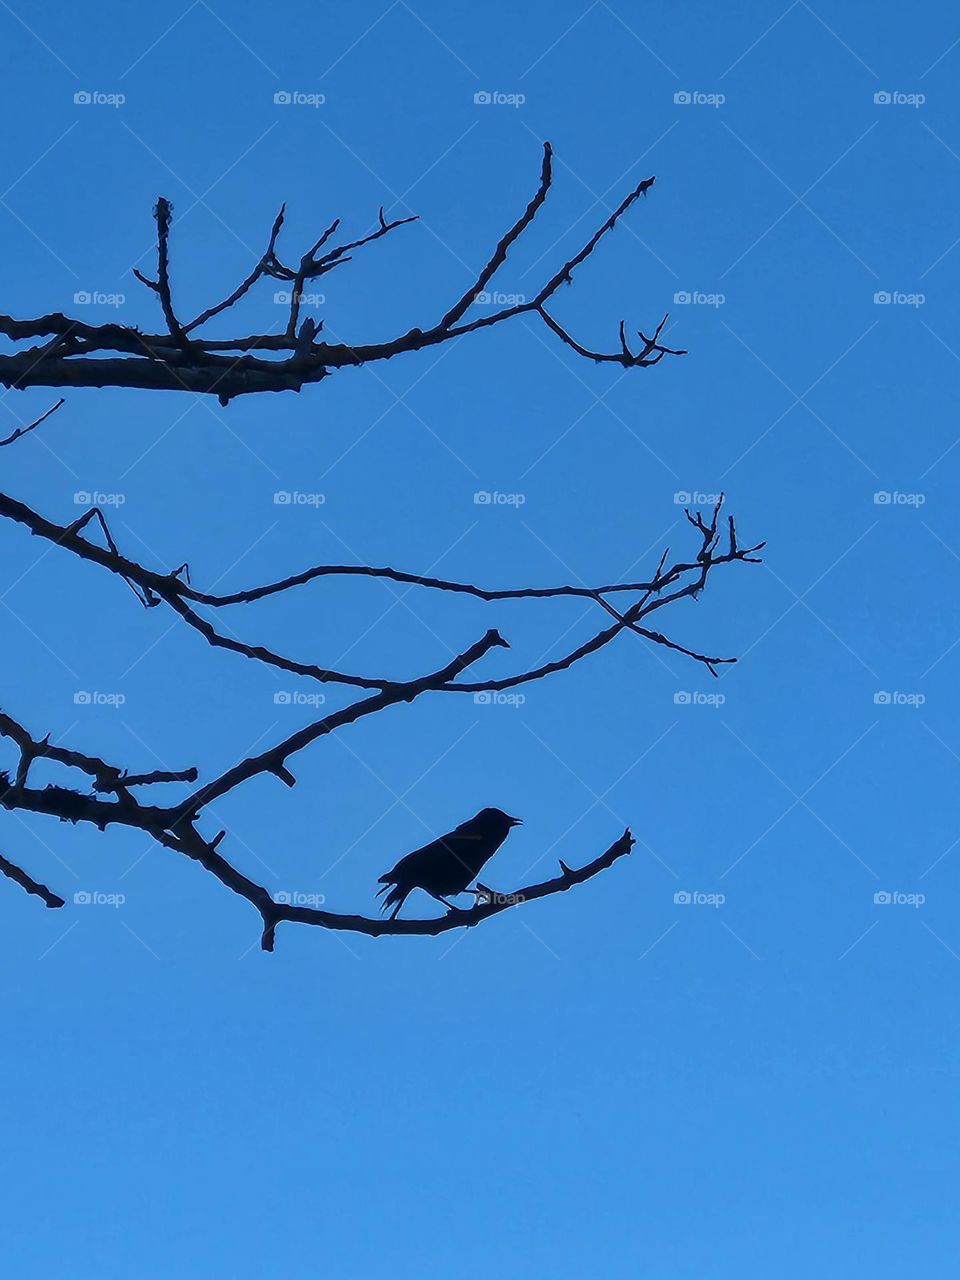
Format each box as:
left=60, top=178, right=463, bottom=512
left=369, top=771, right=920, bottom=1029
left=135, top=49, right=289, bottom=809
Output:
left=0, top=398, right=65, bottom=448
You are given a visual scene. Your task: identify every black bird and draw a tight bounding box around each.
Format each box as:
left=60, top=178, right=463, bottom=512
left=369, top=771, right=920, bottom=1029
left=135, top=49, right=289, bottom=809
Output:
left=376, top=807, right=522, bottom=919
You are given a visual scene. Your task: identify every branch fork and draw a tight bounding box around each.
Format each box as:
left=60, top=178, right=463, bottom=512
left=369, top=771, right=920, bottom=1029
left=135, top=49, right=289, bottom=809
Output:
left=0, top=144, right=682, bottom=404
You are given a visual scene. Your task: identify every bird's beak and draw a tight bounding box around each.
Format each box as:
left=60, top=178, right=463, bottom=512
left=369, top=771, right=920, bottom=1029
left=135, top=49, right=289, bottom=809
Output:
left=510, top=816, right=523, bottom=826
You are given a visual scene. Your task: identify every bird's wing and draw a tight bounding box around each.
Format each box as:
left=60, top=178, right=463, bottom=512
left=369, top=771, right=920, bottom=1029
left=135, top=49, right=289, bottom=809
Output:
left=451, top=818, right=485, bottom=838
left=379, top=819, right=489, bottom=883
left=379, top=836, right=446, bottom=882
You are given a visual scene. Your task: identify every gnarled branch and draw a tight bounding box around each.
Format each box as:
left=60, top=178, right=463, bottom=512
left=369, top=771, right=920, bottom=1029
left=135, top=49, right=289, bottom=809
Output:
left=162, top=825, right=636, bottom=951
left=0, top=495, right=760, bottom=950
left=0, top=144, right=682, bottom=404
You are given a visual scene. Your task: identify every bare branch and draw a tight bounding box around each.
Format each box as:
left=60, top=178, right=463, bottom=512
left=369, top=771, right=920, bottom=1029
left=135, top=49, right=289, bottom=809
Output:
left=135, top=198, right=187, bottom=346
left=539, top=308, right=686, bottom=367
left=0, top=486, right=763, bottom=697
left=0, top=485, right=764, bottom=951
left=175, top=628, right=509, bottom=816
left=0, top=398, right=65, bottom=448
left=0, top=708, right=196, bottom=798
left=438, top=141, right=553, bottom=331
left=0, top=144, right=768, bottom=955
left=0, top=146, right=681, bottom=403
left=184, top=204, right=287, bottom=334
left=156, top=824, right=634, bottom=951
left=0, top=849, right=64, bottom=908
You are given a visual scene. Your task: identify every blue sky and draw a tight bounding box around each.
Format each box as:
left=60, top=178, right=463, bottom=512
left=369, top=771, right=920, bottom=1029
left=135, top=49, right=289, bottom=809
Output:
left=2, top=0, right=960, bottom=1274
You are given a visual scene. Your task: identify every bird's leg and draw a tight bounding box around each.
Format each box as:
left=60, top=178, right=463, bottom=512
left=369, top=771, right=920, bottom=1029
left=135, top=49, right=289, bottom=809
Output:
left=428, top=892, right=466, bottom=912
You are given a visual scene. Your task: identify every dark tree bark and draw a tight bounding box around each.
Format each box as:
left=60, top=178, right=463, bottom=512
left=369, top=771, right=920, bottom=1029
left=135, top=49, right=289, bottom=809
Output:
left=0, top=145, right=683, bottom=405
left=0, top=147, right=763, bottom=951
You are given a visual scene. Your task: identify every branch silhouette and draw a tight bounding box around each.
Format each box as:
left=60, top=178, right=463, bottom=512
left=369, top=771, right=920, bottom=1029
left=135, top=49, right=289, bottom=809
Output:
left=0, top=489, right=760, bottom=947
left=0, top=147, right=764, bottom=951
left=0, top=849, right=65, bottom=909
left=0, top=489, right=761, bottom=695
left=0, top=144, right=683, bottom=404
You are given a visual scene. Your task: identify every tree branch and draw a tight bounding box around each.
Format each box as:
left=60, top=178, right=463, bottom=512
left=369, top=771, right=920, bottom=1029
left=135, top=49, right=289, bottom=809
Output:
left=0, top=146, right=681, bottom=404
left=174, top=628, right=509, bottom=817
left=0, top=487, right=762, bottom=697
left=0, top=849, right=64, bottom=908
left=0, top=398, right=65, bottom=448
left=0, top=708, right=197, bottom=798
left=157, top=824, right=635, bottom=951
left=0, top=500, right=760, bottom=953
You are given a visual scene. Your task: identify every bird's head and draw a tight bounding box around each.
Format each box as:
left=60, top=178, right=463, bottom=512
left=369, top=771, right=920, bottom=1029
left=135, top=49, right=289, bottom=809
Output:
left=477, top=806, right=523, bottom=829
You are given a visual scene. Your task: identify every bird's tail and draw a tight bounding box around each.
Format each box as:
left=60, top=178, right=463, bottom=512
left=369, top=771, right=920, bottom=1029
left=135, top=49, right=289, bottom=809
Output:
left=376, top=876, right=409, bottom=917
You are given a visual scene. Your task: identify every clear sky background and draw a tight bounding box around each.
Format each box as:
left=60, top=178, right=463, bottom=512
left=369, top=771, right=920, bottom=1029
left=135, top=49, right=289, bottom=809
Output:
left=2, top=1, right=959, bottom=1275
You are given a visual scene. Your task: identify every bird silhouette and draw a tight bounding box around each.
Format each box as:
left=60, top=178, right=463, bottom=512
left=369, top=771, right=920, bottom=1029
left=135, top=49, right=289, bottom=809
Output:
left=376, top=807, right=522, bottom=918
